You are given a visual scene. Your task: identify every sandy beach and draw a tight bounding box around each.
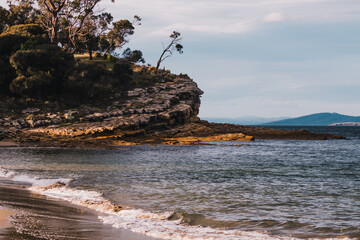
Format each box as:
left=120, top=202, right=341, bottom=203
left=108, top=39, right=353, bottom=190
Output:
left=0, top=184, right=158, bottom=240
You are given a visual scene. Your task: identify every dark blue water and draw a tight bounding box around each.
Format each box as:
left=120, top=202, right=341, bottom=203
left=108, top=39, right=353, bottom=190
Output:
left=0, top=126, right=359, bottom=239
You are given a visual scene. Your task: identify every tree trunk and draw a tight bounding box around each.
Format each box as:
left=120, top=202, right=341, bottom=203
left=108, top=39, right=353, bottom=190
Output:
left=50, top=15, right=58, bottom=43
left=88, top=47, right=93, bottom=60
left=156, top=60, right=161, bottom=70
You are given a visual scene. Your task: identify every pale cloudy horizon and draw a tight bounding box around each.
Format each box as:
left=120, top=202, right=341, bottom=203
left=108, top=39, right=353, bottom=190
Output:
left=1, top=0, right=359, bottom=118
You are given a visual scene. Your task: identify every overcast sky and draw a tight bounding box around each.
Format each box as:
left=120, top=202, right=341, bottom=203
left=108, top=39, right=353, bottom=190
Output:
left=2, top=0, right=360, bottom=118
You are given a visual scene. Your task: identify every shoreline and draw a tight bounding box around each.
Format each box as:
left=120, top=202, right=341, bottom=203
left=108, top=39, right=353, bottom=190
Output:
left=0, top=183, right=159, bottom=240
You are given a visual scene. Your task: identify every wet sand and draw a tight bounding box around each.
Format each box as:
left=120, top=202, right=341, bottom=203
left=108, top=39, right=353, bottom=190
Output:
left=0, top=142, right=18, bottom=148
left=0, top=184, right=159, bottom=240
left=0, top=207, right=14, bottom=229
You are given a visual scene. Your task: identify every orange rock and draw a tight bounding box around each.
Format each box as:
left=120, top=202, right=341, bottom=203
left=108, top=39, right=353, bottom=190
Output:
left=164, top=133, right=254, bottom=145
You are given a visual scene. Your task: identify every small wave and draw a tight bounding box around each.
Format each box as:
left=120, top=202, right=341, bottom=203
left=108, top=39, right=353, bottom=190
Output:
left=100, top=212, right=289, bottom=240
left=30, top=184, right=122, bottom=213
left=0, top=166, right=71, bottom=186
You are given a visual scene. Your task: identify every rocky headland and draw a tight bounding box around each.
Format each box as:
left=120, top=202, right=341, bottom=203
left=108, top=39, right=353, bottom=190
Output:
left=0, top=77, right=345, bottom=148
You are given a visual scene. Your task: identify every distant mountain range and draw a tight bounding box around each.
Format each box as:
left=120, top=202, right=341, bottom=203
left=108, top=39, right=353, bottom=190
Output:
left=205, top=113, right=360, bottom=126
left=263, top=113, right=360, bottom=126
left=204, top=116, right=288, bottom=125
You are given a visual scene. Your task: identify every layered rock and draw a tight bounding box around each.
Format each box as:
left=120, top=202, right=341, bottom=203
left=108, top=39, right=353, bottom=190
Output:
left=23, top=77, right=203, bottom=137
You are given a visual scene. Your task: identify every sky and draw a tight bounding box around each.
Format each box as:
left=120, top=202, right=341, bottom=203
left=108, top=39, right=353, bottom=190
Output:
left=1, top=0, right=360, bottom=118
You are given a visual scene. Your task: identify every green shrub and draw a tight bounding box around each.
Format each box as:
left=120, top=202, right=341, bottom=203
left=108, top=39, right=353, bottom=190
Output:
left=1, top=24, right=46, bottom=38
left=9, top=44, right=74, bottom=98
left=112, top=61, right=134, bottom=90
left=20, top=38, right=41, bottom=50
left=122, top=48, right=145, bottom=64
left=9, top=72, right=54, bottom=97
left=132, top=65, right=176, bottom=87
left=0, top=34, right=28, bottom=57
left=93, top=52, right=101, bottom=58
left=113, top=61, right=133, bottom=76
left=0, top=57, right=16, bottom=94
left=64, top=62, right=112, bottom=100
left=0, top=24, right=48, bottom=57
left=106, top=54, right=116, bottom=62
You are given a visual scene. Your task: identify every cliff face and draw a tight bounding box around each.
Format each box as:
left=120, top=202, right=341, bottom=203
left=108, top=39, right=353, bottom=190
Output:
left=29, top=78, right=203, bottom=137
left=0, top=77, right=207, bottom=144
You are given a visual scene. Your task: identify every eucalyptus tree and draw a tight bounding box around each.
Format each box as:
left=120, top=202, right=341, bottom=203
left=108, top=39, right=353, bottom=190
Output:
left=74, top=12, right=113, bottom=59
left=0, top=1, right=39, bottom=33
left=156, top=31, right=183, bottom=70
left=59, top=0, right=102, bottom=51
left=100, top=15, right=141, bottom=54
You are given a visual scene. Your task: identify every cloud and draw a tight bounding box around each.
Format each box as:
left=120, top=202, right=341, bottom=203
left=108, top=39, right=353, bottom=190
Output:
left=145, top=21, right=256, bottom=37
left=263, top=12, right=284, bottom=22
left=97, top=0, right=360, bottom=36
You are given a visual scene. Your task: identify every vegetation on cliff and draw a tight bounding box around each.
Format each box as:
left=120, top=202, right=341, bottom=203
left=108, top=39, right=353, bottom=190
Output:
left=0, top=0, right=186, bottom=118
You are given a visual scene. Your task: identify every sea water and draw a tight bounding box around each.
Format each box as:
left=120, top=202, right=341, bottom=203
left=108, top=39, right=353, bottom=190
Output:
left=0, top=126, right=359, bottom=239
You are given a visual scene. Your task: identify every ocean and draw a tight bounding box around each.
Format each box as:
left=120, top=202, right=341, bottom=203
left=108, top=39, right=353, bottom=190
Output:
left=0, top=126, right=359, bottom=240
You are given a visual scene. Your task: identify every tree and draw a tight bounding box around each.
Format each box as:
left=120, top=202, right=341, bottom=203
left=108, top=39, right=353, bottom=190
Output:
left=0, top=7, right=10, bottom=33
left=122, top=47, right=145, bottom=64
left=6, top=1, right=39, bottom=26
left=25, top=0, right=103, bottom=45
left=0, top=2, right=39, bottom=33
left=72, top=12, right=113, bottom=59
left=101, top=15, right=141, bottom=54
left=7, top=1, right=139, bottom=58
left=60, top=0, right=102, bottom=52
left=156, top=31, right=183, bottom=70
left=36, top=0, right=67, bottom=43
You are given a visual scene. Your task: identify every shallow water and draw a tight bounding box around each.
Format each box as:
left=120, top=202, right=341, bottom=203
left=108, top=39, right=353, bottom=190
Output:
left=0, top=126, right=359, bottom=239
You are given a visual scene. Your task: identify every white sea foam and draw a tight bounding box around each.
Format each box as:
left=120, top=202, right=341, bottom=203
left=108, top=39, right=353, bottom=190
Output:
left=29, top=185, right=122, bottom=213
left=0, top=166, right=16, bottom=178
left=0, top=166, right=354, bottom=240
left=0, top=166, right=71, bottom=186
left=100, top=212, right=286, bottom=240
left=30, top=183, right=280, bottom=240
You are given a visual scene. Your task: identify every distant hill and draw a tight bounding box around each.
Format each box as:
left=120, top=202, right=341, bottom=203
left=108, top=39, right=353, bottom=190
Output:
left=263, top=113, right=360, bottom=126
left=204, top=116, right=288, bottom=125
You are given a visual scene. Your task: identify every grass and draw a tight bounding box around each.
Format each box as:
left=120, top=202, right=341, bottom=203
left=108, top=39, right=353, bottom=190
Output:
left=74, top=53, right=115, bottom=71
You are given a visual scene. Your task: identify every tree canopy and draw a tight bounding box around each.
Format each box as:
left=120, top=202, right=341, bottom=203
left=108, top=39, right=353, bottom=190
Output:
left=0, top=0, right=184, bottom=101
left=0, top=0, right=142, bottom=58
